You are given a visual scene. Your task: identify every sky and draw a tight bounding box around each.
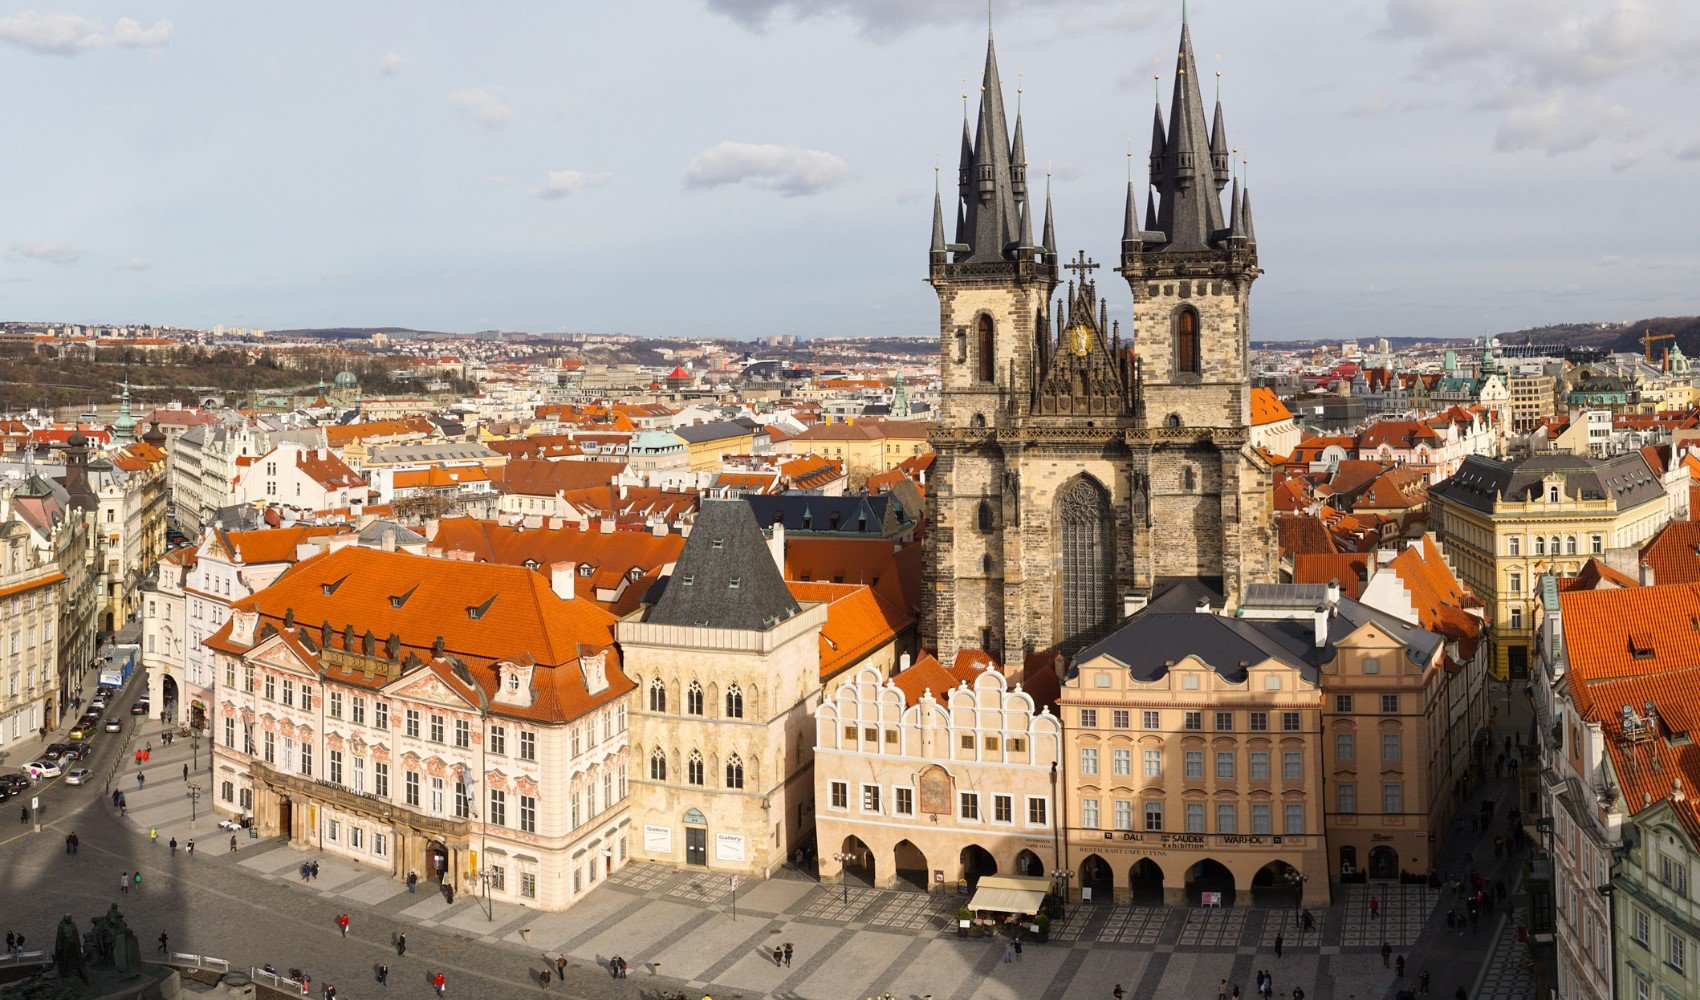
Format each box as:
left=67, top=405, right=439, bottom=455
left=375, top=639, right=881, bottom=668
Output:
left=1, top=0, right=1697, bottom=342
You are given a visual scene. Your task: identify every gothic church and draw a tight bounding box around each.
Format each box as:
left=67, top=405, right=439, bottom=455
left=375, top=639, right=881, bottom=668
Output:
left=922, top=15, right=1277, bottom=666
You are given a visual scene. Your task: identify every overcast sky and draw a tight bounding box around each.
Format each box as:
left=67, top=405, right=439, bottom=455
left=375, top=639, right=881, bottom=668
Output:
left=2, top=0, right=1696, bottom=341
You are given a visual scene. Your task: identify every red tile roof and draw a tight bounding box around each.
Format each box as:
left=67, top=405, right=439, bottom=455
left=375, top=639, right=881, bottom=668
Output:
left=787, top=580, right=914, bottom=681
left=500, top=459, right=627, bottom=497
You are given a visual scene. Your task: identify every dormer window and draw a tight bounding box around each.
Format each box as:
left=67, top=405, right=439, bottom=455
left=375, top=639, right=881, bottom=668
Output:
left=729, top=576, right=741, bottom=590
left=578, top=564, right=593, bottom=577
left=507, top=673, right=519, bottom=691
left=628, top=567, right=643, bottom=582
left=712, top=538, right=725, bottom=550
left=1548, top=485, right=1560, bottom=503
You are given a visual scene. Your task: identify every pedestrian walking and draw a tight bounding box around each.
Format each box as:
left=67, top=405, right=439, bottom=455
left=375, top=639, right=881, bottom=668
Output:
left=377, top=964, right=389, bottom=987
left=10, top=934, right=21, bottom=959
left=338, top=913, right=350, bottom=937
left=170, top=838, right=178, bottom=856
left=311, top=861, right=320, bottom=880
left=324, top=985, right=337, bottom=1000
left=1220, top=978, right=1229, bottom=1000
left=555, top=955, right=566, bottom=981
left=1274, top=932, right=1283, bottom=958
left=432, top=971, right=445, bottom=996
left=783, top=942, right=793, bottom=967
left=187, top=839, right=194, bottom=856
left=1113, top=985, right=1125, bottom=1000
left=121, top=872, right=130, bottom=894
left=158, top=932, right=168, bottom=954
left=608, top=956, right=621, bottom=978
left=1013, top=937, right=1023, bottom=960
left=182, top=764, right=188, bottom=782
left=230, top=835, right=238, bottom=854
left=137, top=772, right=145, bottom=790
left=1420, top=970, right=1432, bottom=995
left=408, top=871, right=418, bottom=894
left=1369, top=895, right=1380, bottom=920
left=1396, top=954, right=1406, bottom=978
left=18, top=805, right=27, bottom=824
left=539, top=968, right=550, bottom=989
left=133, top=872, right=142, bottom=892
left=1292, top=988, right=1305, bottom=1000
left=772, top=946, right=783, bottom=967
left=5, top=932, right=13, bottom=956
left=1381, top=941, right=1392, bottom=967
left=150, top=827, right=158, bottom=846
left=1002, top=942, right=1013, bottom=963
left=396, top=933, right=406, bottom=957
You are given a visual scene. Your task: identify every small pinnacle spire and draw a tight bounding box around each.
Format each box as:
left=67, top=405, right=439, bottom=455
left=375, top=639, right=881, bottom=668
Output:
left=1241, top=183, right=1257, bottom=244
left=1227, top=175, right=1243, bottom=240
left=1122, top=180, right=1139, bottom=244
left=931, top=167, right=946, bottom=254
left=1145, top=188, right=1158, bottom=231
left=1041, top=167, right=1056, bottom=257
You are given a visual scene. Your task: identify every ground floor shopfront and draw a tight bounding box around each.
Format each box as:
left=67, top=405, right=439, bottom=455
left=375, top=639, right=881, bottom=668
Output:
left=1326, top=823, right=1433, bottom=884
left=233, top=760, right=631, bottom=911
left=813, top=818, right=1060, bottom=893
left=1063, top=830, right=1331, bottom=909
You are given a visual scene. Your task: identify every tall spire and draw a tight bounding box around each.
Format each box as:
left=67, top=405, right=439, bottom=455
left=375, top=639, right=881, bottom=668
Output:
left=1209, top=85, right=1230, bottom=192
left=1121, top=181, right=1139, bottom=246
left=1240, top=183, right=1256, bottom=244
left=931, top=168, right=947, bottom=255
left=1041, top=169, right=1056, bottom=258
left=1227, top=175, right=1244, bottom=241
left=955, top=30, right=1024, bottom=264
left=1150, top=17, right=1228, bottom=252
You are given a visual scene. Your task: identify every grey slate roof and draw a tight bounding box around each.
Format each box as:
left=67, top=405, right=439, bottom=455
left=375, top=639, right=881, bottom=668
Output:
left=1431, top=452, right=1665, bottom=514
left=950, top=34, right=1032, bottom=264
left=356, top=519, right=427, bottom=547
left=1074, top=610, right=1319, bottom=685
left=743, top=493, right=912, bottom=536
left=674, top=420, right=751, bottom=445
left=646, top=498, right=801, bottom=631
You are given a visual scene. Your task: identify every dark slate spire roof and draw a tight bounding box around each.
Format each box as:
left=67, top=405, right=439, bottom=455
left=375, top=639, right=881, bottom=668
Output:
left=954, top=33, right=1028, bottom=264
left=1150, top=20, right=1228, bottom=252
left=931, top=181, right=947, bottom=255
left=1241, top=185, right=1256, bottom=244
left=1209, top=97, right=1230, bottom=192
left=1227, top=175, right=1244, bottom=241
left=1041, top=175, right=1056, bottom=257
left=1145, top=188, right=1158, bottom=231
left=647, top=498, right=801, bottom=632
left=1121, top=180, right=1139, bottom=245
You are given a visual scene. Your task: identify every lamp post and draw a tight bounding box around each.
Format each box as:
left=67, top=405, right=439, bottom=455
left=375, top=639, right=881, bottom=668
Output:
left=186, top=781, right=202, bottom=823
left=833, top=852, right=858, bottom=905
left=190, top=729, right=200, bottom=771
left=1291, top=872, right=1309, bottom=928
left=1049, top=868, right=1074, bottom=919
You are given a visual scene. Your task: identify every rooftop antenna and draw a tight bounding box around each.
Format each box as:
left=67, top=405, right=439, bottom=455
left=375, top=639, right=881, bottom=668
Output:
left=988, top=0, right=994, bottom=37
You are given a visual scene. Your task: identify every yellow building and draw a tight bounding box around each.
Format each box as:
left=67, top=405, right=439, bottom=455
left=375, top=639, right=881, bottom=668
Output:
left=777, top=420, right=932, bottom=485
left=1430, top=453, right=1672, bottom=678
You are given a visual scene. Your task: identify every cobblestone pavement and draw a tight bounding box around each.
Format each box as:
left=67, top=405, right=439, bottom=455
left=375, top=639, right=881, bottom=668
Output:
left=0, top=672, right=1539, bottom=999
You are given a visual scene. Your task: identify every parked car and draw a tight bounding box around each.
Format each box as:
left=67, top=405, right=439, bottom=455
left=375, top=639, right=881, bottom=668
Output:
left=0, top=774, right=29, bottom=794
left=67, top=741, right=93, bottom=759
left=103, top=718, right=123, bottom=733
left=68, top=722, right=96, bottom=741
left=42, top=744, right=72, bottom=762
left=97, top=685, right=117, bottom=699
left=88, top=698, right=108, bottom=713
left=63, top=768, right=92, bottom=786
left=130, top=700, right=150, bottom=716
left=22, top=760, right=63, bottom=779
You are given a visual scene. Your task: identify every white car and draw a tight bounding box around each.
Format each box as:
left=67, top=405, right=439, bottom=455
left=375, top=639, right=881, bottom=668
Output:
left=23, top=760, right=63, bottom=779
left=64, top=768, right=93, bottom=786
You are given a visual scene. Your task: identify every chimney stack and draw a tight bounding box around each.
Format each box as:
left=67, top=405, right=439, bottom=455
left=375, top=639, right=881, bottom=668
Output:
left=769, top=521, right=786, bottom=575
left=551, top=562, right=577, bottom=600
left=1642, top=561, right=1656, bottom=586
left=1313, top=606, right=1330, bottom=649
left=1326, top=578, right=1342, bottom=607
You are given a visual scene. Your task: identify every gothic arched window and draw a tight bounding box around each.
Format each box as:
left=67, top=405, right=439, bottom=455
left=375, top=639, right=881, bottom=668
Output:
left=686, top=681, right=704, bottom=716
left=648, top=678, right=666, bottom=713
left=1058, top=477, right=1115, bottom=649
left=649, top=748, right=667, bottom=781
left=725, top=754, right=745, bottom=789
left=1183, top=467, right=1196, bottom=492
left=1175, top=308, right=1201, bottom=376
left=982, top=553, right=994, bottom=574
left=687, top=750, right=705, bottom=786
left=724, top=684, right=744, bottom=719
left=976, top=315, right=996, bottom=382
left=977, top=499, right=994, bottom=533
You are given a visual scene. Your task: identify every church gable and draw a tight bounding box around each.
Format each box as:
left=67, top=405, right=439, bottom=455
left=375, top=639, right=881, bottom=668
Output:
left=1032, top=258, right=1134, bottom=418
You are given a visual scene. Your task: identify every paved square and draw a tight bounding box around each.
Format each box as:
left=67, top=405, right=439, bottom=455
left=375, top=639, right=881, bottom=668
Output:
left=1099, top=906, right=1169, bottom=945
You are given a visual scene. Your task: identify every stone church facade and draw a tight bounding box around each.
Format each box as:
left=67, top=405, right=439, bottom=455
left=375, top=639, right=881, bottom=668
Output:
left=923, top=20, right=1277, bottom=666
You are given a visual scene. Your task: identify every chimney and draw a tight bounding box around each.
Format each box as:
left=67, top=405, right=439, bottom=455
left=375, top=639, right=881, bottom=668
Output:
left=381, top=529, right=396, bottom=552
left=599, top=518, right=615, bottom=534
left=1642, top=561, right=1656, bottom=586
left=769, top=521, right=786, bottom=575
left=551, top=562, right=576, bottom=600
left=1326, top=578, right=1342, bottom=607
left=1313, top=605, right=1330, bottom=649
left=1194, top=599, right=1212, bottom=614
left=318, top=447, right=327, bottom=461
left=898, top=652, right=912, bottom=673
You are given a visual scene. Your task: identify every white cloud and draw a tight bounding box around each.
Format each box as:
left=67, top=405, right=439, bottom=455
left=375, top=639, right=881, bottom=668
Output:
left=450, top=87, right=511, bottom=129
left=118, top=257, right=152, bottom=270
left=486, top=176, right=512, bottom=188
left=1492, top=93, right=1642, bottom=156
left=381, top=52, right=406, bottom=77
left=706, top=0, right=1140, bottom=39
left=0, top=12, right=105, bottom=54
left=8, top=242, right=86, bottom=264
left=112, top=17, right=171, bottom=48
left=532, top=170, right=613, bottom=199
left=684, top=141, right=847, bottom=196
left=0, top=12, right=170, bottom=54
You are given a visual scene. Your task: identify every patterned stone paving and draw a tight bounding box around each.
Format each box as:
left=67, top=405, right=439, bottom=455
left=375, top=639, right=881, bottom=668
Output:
left=1097, top=906, right=1170, bottom=945
left=665, top=871, right=736, bottom=904
left=867, top=891, right=955, bottom=931
left=604, top=860, right=674, bottom=892
left=797, top=885, right=882, bottom=921
left=1337, top=882, right=1439, bottom=947
left=1475, top=911, right=1537, bottom=1000
left=1175, top=905, right=1249, bottom=946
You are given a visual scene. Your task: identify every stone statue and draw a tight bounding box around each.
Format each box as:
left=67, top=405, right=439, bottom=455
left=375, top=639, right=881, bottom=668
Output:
left=52, top=916, right=86, bottom=984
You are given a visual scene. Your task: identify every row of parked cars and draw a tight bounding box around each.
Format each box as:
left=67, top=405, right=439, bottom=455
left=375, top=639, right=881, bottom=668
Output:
left=2, top=683, right=131, bottom=794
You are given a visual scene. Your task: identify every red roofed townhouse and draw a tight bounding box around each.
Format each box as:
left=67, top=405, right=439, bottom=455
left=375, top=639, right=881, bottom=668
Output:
left=232, top=442, right=368, bottom=515
left=206, top=544, right=632, bottom=912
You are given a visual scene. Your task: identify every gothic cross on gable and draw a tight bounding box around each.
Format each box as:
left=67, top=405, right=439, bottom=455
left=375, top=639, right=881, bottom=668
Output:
left=1063, top=251, right=1099, bottom=283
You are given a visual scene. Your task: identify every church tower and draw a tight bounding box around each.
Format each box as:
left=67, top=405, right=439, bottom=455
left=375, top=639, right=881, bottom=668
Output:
left=1117, top=14, right=1273, bottom=596
left=923, top=25, right=1059, bottom=664
left=925, top=13, right=1274, bottom=667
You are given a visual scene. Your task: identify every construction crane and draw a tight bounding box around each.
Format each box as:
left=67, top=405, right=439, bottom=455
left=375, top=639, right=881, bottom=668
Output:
left=1642, top=329, right=1674, bottom=364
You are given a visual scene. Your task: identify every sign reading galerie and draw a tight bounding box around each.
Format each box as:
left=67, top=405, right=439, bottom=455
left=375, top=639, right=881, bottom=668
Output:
left=643, top=825, right=672, bottom=853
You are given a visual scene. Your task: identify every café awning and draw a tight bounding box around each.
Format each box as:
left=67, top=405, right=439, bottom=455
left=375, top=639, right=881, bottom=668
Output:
left=967, top=875, right=1052, bottom=915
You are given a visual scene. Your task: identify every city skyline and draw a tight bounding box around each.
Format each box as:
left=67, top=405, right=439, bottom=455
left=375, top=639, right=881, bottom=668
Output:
left=2, top=0, right=1697, bottom=340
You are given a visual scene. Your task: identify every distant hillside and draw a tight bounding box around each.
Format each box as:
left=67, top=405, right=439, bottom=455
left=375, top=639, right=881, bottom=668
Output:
left=268, top=327, right=456, bottom=340
left=1491, top=316, right=1700, bottom=357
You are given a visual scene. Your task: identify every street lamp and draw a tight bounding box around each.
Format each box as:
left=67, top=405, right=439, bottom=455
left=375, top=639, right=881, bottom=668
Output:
left=190, top=730, right=200, bottom=771
left=833, top=852, right=858, bottom=905
left=1049, top=868, right=1074, bottom=918
left=1290, top=872, right=1309, bottom=928
left=186, top=781, right=202, bottom=823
